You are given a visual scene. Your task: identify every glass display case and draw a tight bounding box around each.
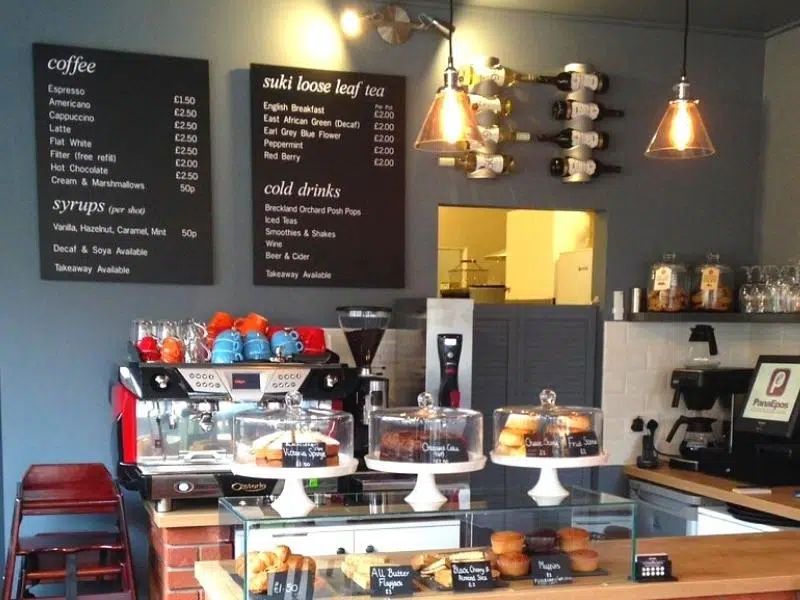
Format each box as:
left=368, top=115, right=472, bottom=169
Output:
left=195, top=487, right=636, bottom=600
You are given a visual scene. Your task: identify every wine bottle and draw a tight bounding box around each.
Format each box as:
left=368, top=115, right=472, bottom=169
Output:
left=549, top=157, right=621, bottom=178
left=479, top=125, right=532, bottom=144
left=535, top=70, right=609, bottom=93
left=459, top=64, right=536, bottom=88
left=439, top=152, right=515, bottom=175
left=469, top=94, right=513, bottom=117
left=537, top=128, right=608, bottom=150
left=552, top=100, right=624, bottom=121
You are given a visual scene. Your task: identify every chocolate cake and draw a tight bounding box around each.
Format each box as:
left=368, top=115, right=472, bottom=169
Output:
left=379, top=428, right=468, bottom=463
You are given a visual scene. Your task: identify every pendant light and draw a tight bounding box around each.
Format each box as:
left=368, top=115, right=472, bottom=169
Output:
left=644, top=0, right=715, bottom=159
left=414, top=0, right=482, bottom=153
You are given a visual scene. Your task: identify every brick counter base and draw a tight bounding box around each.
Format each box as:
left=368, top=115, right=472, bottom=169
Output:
left=150, top=522, right=233, bottom=600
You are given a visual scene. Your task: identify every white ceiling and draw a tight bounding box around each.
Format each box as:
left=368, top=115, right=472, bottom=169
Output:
left=451, top=0, right=800, bottom=36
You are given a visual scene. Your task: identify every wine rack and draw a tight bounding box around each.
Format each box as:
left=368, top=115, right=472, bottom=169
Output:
left=559, top=62, right=594, bottom=184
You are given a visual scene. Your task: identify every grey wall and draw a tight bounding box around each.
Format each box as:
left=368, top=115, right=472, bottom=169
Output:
left=761, top=25, right=800, bottom=263
left=1, top=0, right=764, bottom=582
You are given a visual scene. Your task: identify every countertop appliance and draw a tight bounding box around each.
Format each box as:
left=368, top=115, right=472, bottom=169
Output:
left=112, top=358, right=359, bottom=512
left=665, top=416, right=719, bottom=459
left=555, top=248, right=593, bottom=305
left=337, top=306, right=391, bottom=464
left=629, top=479, right=721, bottom=537
left=437, top=333, right=463, bottom=408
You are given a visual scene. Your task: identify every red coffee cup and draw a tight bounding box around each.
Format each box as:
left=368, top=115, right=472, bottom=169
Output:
left=295, top=326, right=327, bottom=356
left=160, top=336, right=185, bottom=364
left=235, top=312, right=269, bottom=336
left=207, top=311, right=235, bottom=339
left=136, top=336, right=161, bottom=362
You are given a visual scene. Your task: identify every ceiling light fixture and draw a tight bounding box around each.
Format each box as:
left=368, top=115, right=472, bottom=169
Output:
left=645, top=0, right=715, bottom=159
left=414, top=0, right=481, bottom=153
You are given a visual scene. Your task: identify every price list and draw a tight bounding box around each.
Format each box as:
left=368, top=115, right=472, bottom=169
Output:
left=33, top=43, right=213, bottom=284
left=250, top=63, right=405, bottom=288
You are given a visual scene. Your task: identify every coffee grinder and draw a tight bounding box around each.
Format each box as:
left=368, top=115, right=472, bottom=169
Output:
left=337, top=306, right=391, bottom=463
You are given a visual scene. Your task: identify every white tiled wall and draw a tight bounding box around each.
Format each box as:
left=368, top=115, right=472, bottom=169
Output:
left=602, top=322, right=800, bottom=465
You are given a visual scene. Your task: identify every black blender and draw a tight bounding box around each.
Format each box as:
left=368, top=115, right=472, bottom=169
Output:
left=337, top=306, right=391, bottom=463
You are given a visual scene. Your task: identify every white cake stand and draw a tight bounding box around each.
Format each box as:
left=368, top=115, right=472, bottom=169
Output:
left=365, top=453, right=486, bottom=510
left=232, top=457, right=358, bottom=517
left=490, top=452, right=609, bottom=505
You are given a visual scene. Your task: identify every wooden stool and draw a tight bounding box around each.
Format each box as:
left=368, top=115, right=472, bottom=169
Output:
left=2, top=464, right=137, bottom=600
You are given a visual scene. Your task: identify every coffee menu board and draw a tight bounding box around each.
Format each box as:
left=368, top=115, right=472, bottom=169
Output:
left=250, top=64, right=405, bottom=287
left=33, top=43, right=213, bottom=284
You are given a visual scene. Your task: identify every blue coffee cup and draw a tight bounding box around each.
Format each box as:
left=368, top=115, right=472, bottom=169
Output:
left=211, top=348, right=242, bottom=364
left=244, top=332, right=271, bottom=361
left=213, top=329, right=243, bottom=353
left=271, top=330, right=304, bottom=359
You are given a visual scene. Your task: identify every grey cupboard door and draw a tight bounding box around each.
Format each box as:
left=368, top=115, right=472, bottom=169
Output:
left=469, top=305, right=518, bottom=493
left=509, top=305, right=599, bottom=493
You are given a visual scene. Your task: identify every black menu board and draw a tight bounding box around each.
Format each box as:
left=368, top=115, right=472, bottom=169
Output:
left=33, top=43, right=213, bottom=284
left=250, top=64, right=405, bottom=287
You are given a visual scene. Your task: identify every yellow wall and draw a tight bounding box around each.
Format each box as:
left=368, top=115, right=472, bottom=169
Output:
left=506, top=210, right=556, bottom=300
left=553, top=211, right=593, bottom=261
left=438, top=206, right=509, bottom=285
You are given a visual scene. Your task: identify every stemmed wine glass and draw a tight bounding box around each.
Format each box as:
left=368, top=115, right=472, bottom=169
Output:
left=739, top=266, right=756, bottom=313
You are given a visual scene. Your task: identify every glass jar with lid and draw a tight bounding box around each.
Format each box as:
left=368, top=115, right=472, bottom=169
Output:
left=647, top=252, right=690, bottom=312
left=692, top=252, right=734, bottom=312
left=233, top=391, right=354, bottom=470
left=368, top=392, right=483, bottom=464
left=492, top=389, right=603, bottom=458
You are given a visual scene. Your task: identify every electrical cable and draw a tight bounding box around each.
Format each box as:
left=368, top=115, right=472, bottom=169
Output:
left=681, top=0, right=689, bottom=79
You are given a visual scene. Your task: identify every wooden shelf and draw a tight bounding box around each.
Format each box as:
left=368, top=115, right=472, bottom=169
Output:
left=629, top=312, right=800, bottom=323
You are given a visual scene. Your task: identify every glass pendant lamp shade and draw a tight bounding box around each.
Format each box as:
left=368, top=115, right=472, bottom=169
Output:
left=415, top=72, right=483, bottom=152
left=645, top=82, right=715, bottom=159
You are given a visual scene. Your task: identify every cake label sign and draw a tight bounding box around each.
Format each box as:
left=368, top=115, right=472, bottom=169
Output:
left=282, top=442, right=327, bottom=468
left=530, top=554, right=573, bottom=586
left=421, top=441, right=467, bottom=464
left=565, top=432, right=600, bottom=457
left=524, top=435, right=559, bottom=458
left=451, top=561, right=493, bottom=593
left=370, top=565, right=414, bottom=597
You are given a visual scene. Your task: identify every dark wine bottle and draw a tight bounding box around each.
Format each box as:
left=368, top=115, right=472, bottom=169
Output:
left=537, top=128, right=609, bottom=150
left=549, top=157, right=622, bottom=178
left=552, top=100, right=624, bottom=121
left=535, top=71, right=609, bottom=93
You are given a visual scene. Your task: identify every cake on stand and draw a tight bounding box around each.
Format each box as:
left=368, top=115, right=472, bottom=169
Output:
left=365, top=392, right=485, bottom=511
left=231, top=391, right=357, bottom=517
left=490, top=389, right=608, bottom=505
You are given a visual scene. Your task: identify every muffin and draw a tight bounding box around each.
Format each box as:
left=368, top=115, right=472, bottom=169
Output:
left=568, top=549, right=599, bottom=573
left=491, top=531, right=525, bottom=555
left=496, top=552, right=530, bottom=577
left=556, top=527, right=590, bottom=552
left=525, top=529, right=558, bottom=554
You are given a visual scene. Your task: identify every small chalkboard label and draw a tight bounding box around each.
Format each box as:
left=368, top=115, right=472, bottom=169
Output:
left=261, top=571, right=289, bottom=599
left=524, top=435, right=559, bottom=458
left=421, top=440, right=467, bottom=464
left=370, top=565, right=414, bottom=597
left=451, top=561, right=493, bottom=593
left=565, top=432, right=600, bottom=457
left=282, top=442, right=326, bottom=468
left=530, top=554, right=573, bottom=586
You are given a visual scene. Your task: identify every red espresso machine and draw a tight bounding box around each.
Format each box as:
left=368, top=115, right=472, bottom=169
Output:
left=112, top=359, right=359, bottom=511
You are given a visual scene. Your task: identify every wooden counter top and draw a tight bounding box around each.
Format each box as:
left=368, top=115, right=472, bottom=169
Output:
left=624, top=464, right=800, bottom=522
left=146, top=501, right=236, bottom=529
left=195, top=531, right=800, bottom=600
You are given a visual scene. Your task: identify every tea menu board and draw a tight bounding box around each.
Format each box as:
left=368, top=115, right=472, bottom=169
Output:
left=250, top=63, right=405, bottom=288
left=33, top=43, right=213, bottom=284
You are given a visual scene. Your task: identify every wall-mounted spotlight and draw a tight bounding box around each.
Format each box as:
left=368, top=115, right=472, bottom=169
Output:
left=340, top=4, right=454, bottom=45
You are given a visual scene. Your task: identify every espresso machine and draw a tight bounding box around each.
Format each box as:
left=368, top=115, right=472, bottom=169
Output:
left=113, top=354, right=359, bottom=511
left=337, top=306, right=391, bottom=463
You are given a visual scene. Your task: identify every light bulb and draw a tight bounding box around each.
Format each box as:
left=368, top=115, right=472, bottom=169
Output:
left=441, top=88, right=466, bottom=144
left=669, top=100, right=694, bottom=152
left=340, top=9, right=363, bottom=38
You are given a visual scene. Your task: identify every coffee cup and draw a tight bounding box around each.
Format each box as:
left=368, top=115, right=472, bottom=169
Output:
left=185, top=339, right=211, bottom=363
left=136, top=336, right=161, bottom=362
left=207, top=311, right=235, bottom=339
left=271, top=330, right=304, bottom=359
left=154, top=319, right=181, bottom=342
left=243, top=332, right=271, bottom=361
left=213, top=329, right=243, bottom=353
left=295, top=326, right=327, bottom=355
left=235, top=312, right=269, bottom=336
left=160, top=336, right=185, bottom=364
left=211, top=348, right=242, bottom=364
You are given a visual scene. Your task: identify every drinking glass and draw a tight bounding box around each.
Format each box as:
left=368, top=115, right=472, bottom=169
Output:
left=750, top=266, right=767, bottom=313
left=763, top=265, right=781, bottom=313
left=789, top=265, right=800, bottom=313
left=738, top=267, right=756, bottom=313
